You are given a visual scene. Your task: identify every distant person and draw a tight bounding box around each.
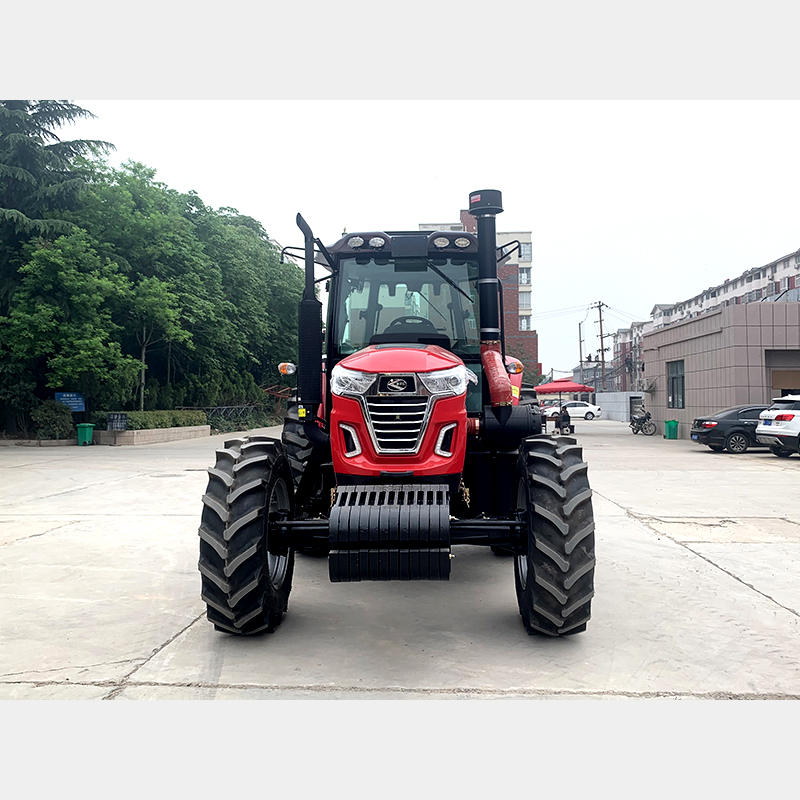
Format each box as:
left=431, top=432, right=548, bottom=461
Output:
left=558, top=404, right=572, bottom=435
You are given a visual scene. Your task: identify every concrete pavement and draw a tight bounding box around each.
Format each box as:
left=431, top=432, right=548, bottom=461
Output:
left=1, top=419, right=799, bottom=699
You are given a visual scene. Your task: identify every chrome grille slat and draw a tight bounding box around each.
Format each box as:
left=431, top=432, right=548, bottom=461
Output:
left=364, top=391, right=432, bottom=454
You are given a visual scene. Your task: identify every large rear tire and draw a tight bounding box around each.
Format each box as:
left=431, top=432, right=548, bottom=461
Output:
left=198, top=436, right=295, bottom=635
left=642, top=421, right=656, bottom=436
left=514, top=435, right=595, bottom=636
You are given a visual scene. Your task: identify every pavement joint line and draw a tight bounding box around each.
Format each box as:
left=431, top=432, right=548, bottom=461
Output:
left=0, top=469, right=200, bottom=510
left=2, top=681, right=800, bottom=700
left=677, top=543, right=800, bottom=619
left=627, top=510, right=800, bottom=620
left=0, top=514, right=196, bottom=518
left=102, top=612, right=207, bottom=700
left=0, top=520, right=81, bottom=546
left=0, top=659, right=145, bottom=680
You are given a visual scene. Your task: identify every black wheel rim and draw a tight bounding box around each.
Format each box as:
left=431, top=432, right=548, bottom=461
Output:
left=266, top=477, right=290, bottom=591
left=515, top=478, right=528, bottom=592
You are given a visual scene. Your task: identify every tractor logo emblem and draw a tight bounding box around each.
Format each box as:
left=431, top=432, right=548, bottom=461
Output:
left=387, top=378, right=408, bottom=392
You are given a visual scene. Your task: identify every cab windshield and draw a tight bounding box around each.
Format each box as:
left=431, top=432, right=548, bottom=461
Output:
left=333, top=256, right=481, bottom=359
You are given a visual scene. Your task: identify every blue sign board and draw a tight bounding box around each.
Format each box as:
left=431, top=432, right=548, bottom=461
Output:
left=55, top=392, right=86, bottom=412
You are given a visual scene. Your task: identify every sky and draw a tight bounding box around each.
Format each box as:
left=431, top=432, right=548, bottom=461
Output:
left=64, top=99, right=800, bottom=376
left=11, top=3, right=799, bottom=379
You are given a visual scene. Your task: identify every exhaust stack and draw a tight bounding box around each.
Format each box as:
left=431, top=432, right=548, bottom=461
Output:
left=468, top=190, right=513, bottom=407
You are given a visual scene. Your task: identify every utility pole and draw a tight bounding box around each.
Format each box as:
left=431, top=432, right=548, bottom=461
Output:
left=578, top=322, right=584, bottom=385
left=592, top=301, right=608, bottom=390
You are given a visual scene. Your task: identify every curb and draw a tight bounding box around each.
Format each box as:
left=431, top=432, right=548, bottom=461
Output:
left=0, top=439, right=79, bottom=447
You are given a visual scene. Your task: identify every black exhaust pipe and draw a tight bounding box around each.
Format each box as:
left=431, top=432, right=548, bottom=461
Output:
left=468, top=189, right=503, bottom=341
left=295, top=213, right=323, bottom=411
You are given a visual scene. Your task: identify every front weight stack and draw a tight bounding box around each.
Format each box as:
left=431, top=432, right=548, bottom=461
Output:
left=328, top=484, right=451, bottom=581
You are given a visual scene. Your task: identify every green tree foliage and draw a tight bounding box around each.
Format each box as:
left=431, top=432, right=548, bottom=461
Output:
left=0, top=100, right=114, bottom=308
left=185, top=198, right=303, bottom=384
left=0, top=101, right=304, bottom=434
left=128, top=275, right=191, bottom=411
left=3, top=231, right=140, bottom=408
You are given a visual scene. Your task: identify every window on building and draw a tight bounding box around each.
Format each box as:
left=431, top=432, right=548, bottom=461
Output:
left=518, top=267, right=531, bottom=285
left=519, top=316, right=530, bottom=331
left=518, top=293, right=531, bottom=309
left=667, top=361, right=685, bottom=409
left=519, top=242, right=532, bottom=262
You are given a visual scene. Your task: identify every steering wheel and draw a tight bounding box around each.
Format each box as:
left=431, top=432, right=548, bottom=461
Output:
left=385, top=316, right=438, bottom=331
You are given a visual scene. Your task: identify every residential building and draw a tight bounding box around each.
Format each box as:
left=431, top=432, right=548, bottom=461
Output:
left=650, top=248, right=800, bottom=328
left=608, top=246, right=800, bottom=437
left=608, top=319, right=653, bottom=392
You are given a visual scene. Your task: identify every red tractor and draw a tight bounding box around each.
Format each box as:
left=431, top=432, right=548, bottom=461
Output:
left=198, top=190, right=595, bottom=637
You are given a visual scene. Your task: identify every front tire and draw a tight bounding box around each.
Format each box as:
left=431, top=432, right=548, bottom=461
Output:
left=584, top=412, right=594, bottom=420
left=642, top=421, right=657, bottom=436
left=282, top=398, right=313, bottom=493
left=514, top=435, right=595, bottom=636
left=198, top=436, right=295, bottom=635
left=725, top=432, right=749, bottom=454
left=282, top=399, right=330, bottom=555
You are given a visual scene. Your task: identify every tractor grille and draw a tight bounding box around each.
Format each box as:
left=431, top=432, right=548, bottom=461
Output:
left=364, top=395, right=430, bottom=454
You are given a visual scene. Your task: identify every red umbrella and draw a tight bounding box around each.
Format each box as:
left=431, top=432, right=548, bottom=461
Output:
left=535, top=378, right=595, bottom=395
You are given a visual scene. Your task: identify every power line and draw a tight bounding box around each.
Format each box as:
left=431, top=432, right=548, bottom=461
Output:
left=531, top=304, right=594, bottom=321
left=605, top=304, right=647, bottom=321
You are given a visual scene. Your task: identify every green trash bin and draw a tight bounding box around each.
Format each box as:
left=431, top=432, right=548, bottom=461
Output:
left=76, top=423, right=95, bottom=446
left=664, top=420, right=678, bottom=440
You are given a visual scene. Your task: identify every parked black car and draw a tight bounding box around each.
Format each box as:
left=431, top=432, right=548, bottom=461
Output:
left=690, top=405, right=770, bottom=454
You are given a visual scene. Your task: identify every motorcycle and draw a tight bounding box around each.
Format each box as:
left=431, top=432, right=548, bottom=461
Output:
left=630, top=411, right=657, bottom=436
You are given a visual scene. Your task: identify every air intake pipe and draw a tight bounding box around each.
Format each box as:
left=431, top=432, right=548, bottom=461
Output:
left=468, top=190, right=513, bottom=407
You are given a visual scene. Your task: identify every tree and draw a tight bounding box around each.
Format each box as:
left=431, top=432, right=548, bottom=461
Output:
left=186, top=199, right=304, bottom=384
left=128, top=276, right=191, bottom=411
left=2, top=231, right=140, bottom=410
left=63, top=161, right=237, bottom=403
left=0, top=100, right=114, bottom=309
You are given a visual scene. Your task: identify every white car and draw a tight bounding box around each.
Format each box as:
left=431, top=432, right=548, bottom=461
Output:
left=561, top=401, right=602, bottom=420
left=755, top=394, right=800, bottom=457
left=541, top=401, right=601, bottom=420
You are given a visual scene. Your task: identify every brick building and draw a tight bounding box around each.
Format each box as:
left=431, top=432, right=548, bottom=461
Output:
left=419, top=210, right=541, bottom=378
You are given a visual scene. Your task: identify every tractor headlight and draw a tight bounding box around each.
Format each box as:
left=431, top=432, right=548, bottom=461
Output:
left=330, top=365, right=377, bottom=396
left=418, top=365, right=478, bottom=396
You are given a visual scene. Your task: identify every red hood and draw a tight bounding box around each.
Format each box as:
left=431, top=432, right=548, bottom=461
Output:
left=340, top=344, right=463, bottom=373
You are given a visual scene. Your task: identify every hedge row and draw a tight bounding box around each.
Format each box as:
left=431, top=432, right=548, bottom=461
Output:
left=92, top=410, right=209, bottom=430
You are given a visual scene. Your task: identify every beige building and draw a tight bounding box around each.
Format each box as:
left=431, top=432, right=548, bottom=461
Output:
left=602, top=245, right=800, bottom=435
left=641, top=302, right=800, bottom=437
